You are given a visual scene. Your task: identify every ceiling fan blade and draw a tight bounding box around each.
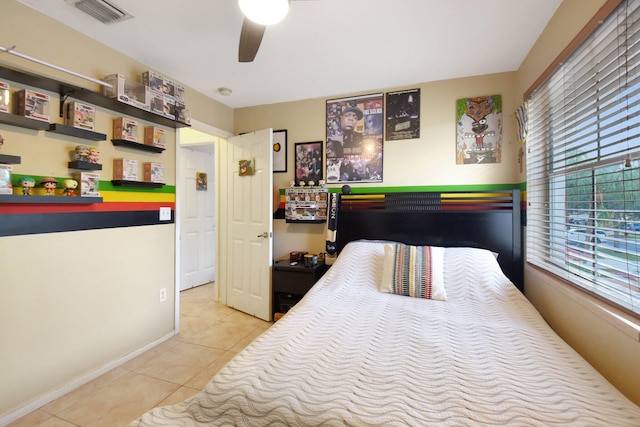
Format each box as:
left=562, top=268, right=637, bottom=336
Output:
left=238, top=17, right=266, bottom=62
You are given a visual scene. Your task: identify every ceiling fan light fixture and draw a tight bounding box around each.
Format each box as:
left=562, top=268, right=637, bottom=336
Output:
left=239, top=0, right=289, bottom=25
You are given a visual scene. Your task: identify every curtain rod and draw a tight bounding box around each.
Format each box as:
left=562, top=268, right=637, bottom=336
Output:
left=0, top=45, right=112, bottom=88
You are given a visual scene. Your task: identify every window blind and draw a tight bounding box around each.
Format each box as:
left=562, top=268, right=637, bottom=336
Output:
left=527, top=0, right=640, bottom=316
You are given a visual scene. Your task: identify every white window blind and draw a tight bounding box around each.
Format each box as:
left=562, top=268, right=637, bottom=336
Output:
left=527, top=0, right=640, bottom=316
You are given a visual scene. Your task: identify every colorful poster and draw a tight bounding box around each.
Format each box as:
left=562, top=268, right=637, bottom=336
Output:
left=326, top=93, right=384, bottom=183
left=456, top=94, right=502, bottom=164
left=385, top=89, right=420, bottom=140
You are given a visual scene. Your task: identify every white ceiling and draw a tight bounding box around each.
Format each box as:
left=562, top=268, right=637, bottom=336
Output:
left=17, top=0, right=562, bottom=109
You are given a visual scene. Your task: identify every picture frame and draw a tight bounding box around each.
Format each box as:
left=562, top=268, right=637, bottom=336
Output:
left=273, top=129, right=287, bottom=173
left=294, top=141, right=323, bottom=186
left=326, top=93, right=384, bottom=183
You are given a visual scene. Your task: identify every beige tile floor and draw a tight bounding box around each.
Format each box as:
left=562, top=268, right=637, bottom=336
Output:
left=8, top=283, right=272, bottom=427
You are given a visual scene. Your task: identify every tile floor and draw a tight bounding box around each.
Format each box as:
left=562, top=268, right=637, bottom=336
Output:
left=8, top=283, right=272, bottom=427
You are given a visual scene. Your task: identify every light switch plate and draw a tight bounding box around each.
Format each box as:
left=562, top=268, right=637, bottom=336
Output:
left=159, top=207, right=171, bottom=221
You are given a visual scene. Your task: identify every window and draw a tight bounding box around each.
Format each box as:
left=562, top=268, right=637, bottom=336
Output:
left=527, top=0, right=640, bottom=316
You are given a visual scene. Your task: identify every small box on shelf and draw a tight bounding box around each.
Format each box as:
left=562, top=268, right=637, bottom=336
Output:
left=0, top=164, right=12, bottom=195
left=113, top=117, right=138, bottom=142
left=0, top=80, right=10, bottom=113
left=141, top=70, right=164, bottom=93
left=144, top=126, right=166, bottom=148
left=113, top=158, right=138, bottom=181
left=71, top=171, right=100, bottom=197
left=65, top=101, right=95, bottom=131
left=14, top=89, right=50, bottom=122
left=143, top=162, right=164, bottom=183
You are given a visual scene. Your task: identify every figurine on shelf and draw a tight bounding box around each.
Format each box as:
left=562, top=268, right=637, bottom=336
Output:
left=19, top=177, right=35, bottom=196
left=0, top=134, right=4, bottom=150
left=40, top=177, right=58, bottom=196
left=88, top=146, right=100, bottom=164
left=74, top=145, right=90, bottom=162
left=62, top=179, right=77, bottom=196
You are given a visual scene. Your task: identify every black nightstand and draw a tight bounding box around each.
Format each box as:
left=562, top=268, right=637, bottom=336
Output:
left=272, top=259, right=329, bottom=320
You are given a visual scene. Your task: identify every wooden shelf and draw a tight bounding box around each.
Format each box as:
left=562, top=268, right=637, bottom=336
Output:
left=68, top=160, right=102, bottom=170
left=285, top=219, right=327, bottom=224
left=0, top=195, right=102, bottom=204
left=0, top=112, right=49, bottom=130
left=111, top=180, right=165, bottom=188
left=112, top=139, right=165, bottom=153
left=0, top=64, right=190, bottom=129
left=0, top=154, right=21, bottom=164
left=48, top=123, right=107, bottom=141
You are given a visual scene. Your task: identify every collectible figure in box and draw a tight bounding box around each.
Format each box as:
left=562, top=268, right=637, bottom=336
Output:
left=174, top=101, right=190, bottom=124
left=113, top=158, right=138, bottom=181
left=143, top=162, right=164, bottom=183
left=66, top=101, right=95, bottom=131
left=72, top=172, right=100, bottom=196
left=15, top=89, right=50, bottom=122
left=150, top=92, right=165, bottom=115
left=141, top=71, right=164, bottom=93
left=0, top=164, right=12, bottom=195
left=40, top=177, right=58, bottom=196
left=0, top=81, right=9, bottom=113
left=113, top=117, right=138, bottom=142
left=102, top=73, right=125, bottom=99
left=175, top=84, right=185, bottom=103
left=163, top=96, right=175, bottom=120
left=144, top=126, right=166, bottom=148
left=162, top=79, right=176, bottom=98
left=19, top=176, right=35, bottom=196
left=124, top=84, right=151, bottom=111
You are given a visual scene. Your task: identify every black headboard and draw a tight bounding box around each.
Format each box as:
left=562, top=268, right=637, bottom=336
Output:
left=334, top=190, right=524, bottom=292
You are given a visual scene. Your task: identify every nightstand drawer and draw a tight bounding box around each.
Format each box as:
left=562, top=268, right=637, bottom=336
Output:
left=273, top=269, right=317, bottom=294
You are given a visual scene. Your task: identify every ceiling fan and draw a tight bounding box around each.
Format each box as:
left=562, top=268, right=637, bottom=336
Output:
left=238, top=0, right=302, bottom=62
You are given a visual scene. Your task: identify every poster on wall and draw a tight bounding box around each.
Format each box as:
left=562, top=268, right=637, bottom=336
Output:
left=326, top=93, right=384, bottom=183
left=295, top=141, right=323, bottom=186
left=385, top=88, right=420, bottom=140
left=456, top=94, right=502, bottom=164
left=273, top=129, right=287, bottom=172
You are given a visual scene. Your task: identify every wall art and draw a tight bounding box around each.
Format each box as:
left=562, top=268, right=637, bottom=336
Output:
left=273, top=129, right=287, bottom=173
left=326, top=93, right=384, bottom=183
left=385, top=88, right=420, bottom=140
left=294, top=141, right=323, bottom=186
left=456, top=94, right=502, bottom=164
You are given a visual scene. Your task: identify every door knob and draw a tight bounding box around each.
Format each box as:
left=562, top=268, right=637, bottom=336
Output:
left=257, top=232, right=269, bottom=238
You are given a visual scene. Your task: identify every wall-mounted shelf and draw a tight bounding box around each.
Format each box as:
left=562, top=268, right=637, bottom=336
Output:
left=0, top=112, right=49, bottom=131
left=0, top=195, right=102, bottom=204
left=0, top=64, right=189, bottom=129
left=68, top=160, right=102, bottom=170
left=111, top=180, right=165, bottom=188
left=112, top=139, right=164, bottom=153
left=0, top=154, right=21, bottom=164
left=48, top=123, right=107, bottom=141
left=285, top=219, right=327, bottom=224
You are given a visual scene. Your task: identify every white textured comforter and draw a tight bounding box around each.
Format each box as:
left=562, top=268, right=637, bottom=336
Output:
left=131, top=241, right=640, bottom=426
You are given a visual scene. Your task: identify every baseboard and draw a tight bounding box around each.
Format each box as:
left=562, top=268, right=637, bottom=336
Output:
left=0, top=331, right=176, bottom=426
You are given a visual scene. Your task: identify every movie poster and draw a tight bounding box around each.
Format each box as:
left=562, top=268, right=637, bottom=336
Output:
left=385, top=89, right=420, bottom=140
left=456, top=94, right=503, bottom=164
left=326, top=93, right=384, bottom=183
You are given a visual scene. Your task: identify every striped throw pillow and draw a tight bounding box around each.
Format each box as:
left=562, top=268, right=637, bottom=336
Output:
left=380, top=244, right=447, bottom=300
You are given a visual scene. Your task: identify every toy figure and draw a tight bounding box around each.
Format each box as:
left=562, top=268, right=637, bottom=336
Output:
left=19, top=177, right=35, bottom=196
left=88, top=146, right=100, bottom=164
left=62, top=179, right=77, bottom=196
left=0, top=134, right=4, bottom=150
left=40, top=177, right=58, bottom=196
left=74, top=145, right=90, bottom=162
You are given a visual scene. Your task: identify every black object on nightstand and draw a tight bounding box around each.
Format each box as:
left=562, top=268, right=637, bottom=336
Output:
left=272, top=259, right=329, bottom=320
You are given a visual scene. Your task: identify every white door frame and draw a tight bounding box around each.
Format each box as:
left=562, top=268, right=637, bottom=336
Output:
left=175, top=119, right=232, bottom=333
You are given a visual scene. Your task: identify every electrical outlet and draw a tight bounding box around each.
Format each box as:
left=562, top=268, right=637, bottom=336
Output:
left=159, top=207, right=171, bottom=221
left=159, top=288, right=167, bottom=302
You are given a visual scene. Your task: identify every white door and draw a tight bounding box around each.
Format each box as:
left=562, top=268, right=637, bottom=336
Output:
left=226, top=129, right=273, bottom=321
left=180, top=145, right=216, bottom=291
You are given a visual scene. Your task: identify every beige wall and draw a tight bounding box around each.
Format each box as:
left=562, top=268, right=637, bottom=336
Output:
left=0, top=1, right=233, bottom=421
left=516, top=0, right=640, bottom=405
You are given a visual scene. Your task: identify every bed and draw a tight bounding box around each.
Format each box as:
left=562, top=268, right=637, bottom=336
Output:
left=131, top=190, right=640, bottom=426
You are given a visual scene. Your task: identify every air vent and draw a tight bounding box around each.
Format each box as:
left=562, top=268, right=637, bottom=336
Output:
left=74, top=0, right=133, bottom=24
